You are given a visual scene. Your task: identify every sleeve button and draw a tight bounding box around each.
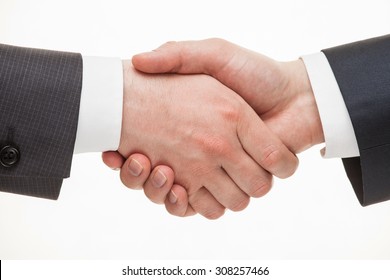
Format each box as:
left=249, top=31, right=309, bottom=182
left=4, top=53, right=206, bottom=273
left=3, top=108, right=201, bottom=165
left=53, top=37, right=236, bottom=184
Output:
left=0, top=145, right=20, bottom=167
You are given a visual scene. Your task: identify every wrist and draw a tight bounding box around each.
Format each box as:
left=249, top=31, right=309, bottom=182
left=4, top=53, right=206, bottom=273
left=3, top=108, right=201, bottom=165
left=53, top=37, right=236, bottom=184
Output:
left=118, top=60, right=133, bottom=157
left=286, top=59, right=325, bottom=149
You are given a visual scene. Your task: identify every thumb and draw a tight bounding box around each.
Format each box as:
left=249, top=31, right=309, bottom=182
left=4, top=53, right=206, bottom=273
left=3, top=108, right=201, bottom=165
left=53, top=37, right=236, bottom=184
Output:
left=132, top=38, right=238, bottom=75
left=132, top=41, right=183, bottom=73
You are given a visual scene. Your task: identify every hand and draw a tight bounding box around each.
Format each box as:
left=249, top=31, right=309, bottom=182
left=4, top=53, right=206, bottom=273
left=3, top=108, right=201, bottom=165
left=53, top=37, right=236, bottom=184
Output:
left=132, top=39, right=324, bottom=153
left=107, top=60, right=298, bottom=219
left=111, top=39, right=325, bottom=217
left=102, top=151, right=192, bottom=216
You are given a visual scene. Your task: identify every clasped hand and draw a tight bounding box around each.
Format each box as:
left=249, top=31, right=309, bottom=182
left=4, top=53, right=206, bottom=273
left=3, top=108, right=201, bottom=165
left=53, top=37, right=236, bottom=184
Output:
left=102, top=39, right=324, bottom=219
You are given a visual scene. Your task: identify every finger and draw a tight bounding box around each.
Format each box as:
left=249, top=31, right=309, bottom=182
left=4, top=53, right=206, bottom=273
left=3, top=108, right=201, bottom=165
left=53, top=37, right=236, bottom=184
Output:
left=132, top=38, right=239, bottom=75
left=143, top=165, right=175, bottom=204
left=223, top=152, right=273, bottom=198
left=165, top=185, right=196, bottom=217
left=119, top=153, right=152, bottom=190
left=102, top=151, right=125, bottom=170
left=238, top=108, right=299, bottom=179
left=189, top=187, right=226, bottom=220
left=204, top=168, right=250, bottom=212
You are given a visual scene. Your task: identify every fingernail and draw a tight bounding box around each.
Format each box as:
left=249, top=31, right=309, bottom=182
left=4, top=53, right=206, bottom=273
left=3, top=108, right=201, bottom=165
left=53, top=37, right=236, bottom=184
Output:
left=169, top=190, right=178, bottom=204
left=112, top=168, right=120, bottom=171
left=152, top=169, right=167, bottom=188
left=128, top=158, right=143, bottom=177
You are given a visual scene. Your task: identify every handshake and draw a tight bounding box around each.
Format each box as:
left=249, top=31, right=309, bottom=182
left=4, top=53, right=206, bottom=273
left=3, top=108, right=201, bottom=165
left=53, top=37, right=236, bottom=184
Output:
left=102, top=39, right=324, bottom=219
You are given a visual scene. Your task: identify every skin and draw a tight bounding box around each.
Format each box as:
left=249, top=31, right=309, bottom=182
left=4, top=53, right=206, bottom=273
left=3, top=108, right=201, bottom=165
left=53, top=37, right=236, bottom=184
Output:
left=103, top=38, right=324, bottom=218
left=111, top=60, right=299, bottom=219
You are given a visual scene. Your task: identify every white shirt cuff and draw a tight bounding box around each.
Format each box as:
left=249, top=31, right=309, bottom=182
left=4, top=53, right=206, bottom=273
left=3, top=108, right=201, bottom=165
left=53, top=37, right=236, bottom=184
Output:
left=301, top=52, right=359, bottom=158
left=74, top=56, right=123, bottom=153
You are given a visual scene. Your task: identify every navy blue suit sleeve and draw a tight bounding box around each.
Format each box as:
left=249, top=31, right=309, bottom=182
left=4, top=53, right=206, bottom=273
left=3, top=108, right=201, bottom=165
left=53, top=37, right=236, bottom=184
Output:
left=323, top=35, right=390, bottom=206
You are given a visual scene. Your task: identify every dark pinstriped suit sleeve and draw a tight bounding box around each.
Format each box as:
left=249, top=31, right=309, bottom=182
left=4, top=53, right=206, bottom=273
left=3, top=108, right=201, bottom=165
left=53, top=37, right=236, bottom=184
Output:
left=0, top=44, right=82, bottom=199
left=322, top=35, right=390, bottom=206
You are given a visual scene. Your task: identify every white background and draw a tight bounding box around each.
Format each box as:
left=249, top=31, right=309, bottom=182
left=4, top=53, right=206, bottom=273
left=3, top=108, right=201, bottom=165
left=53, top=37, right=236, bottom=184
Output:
left=0, top=0, right=390, bottom=260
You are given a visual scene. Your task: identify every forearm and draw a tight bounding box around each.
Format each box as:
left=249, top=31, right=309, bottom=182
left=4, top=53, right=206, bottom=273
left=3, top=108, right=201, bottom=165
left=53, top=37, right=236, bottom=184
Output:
left=0, top=43, right=82, bottom=198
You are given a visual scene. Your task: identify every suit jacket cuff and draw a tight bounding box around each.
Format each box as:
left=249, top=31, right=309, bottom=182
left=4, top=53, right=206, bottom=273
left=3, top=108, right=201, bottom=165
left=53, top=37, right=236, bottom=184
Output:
left=323, top=35, right=390, bottom=206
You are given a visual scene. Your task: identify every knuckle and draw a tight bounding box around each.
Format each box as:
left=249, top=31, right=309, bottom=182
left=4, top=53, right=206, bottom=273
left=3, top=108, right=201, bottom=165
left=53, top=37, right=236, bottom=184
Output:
left=189, top=166, right=205, bottom=179
left=206, top=38, right=228, bottom=48
left=248, top=175, right=273, bottom=198
left=221, top=106, right=240, bottom=123
left=197, top=134, right=232, bottom=157
left=189, top=189, right=226, bottom=220
left=160, top=40, right=177, bottom=49
left=229, top=196, right=250, bottom=212
left=203, top=207, right=225, bottom=220
left=187, top=163, right=212, bottom=180
left=260, top=145, right=283, bottom=170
